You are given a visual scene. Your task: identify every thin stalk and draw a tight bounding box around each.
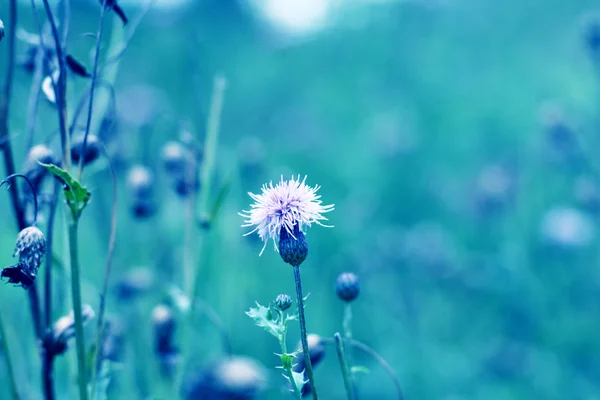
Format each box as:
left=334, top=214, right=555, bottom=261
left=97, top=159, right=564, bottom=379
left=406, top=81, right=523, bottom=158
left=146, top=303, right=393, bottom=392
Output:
left=182, top=155, right=197, bottom=296
left=68, top=221, right=88, bottom=400
left=24, top=45, right=45, bottom=155
left=322, top=338, right=404, bottom=400
left=197, top=75, right=226, bottom=226
left=175, top=75, right=227, bottom=395
left=334, top=333, right=355, bottom=400
left=0, top=308, right=21, bottom=400
left=1, top=0, right=25, bottom=232
left=41, top=349, right=55, bottom=400
left=78, top=4, right=106, bottom=180
left=45, top=182, right=60, bottom=328
left=194, top=298, right=231, bottom=355
left=41, top=0, right=71, bottom=168
left=342, top=303, right=356, bottom=395
left=42, top=182, right=60, bottom=400
left=280, top=332, right=302, bottom=400
left=91, top=147, right=118, bottom=400
left=189, top=75, right=227, bottom=297
left=292, top=266, right=318, bottom=400
left=343, top=304, right=352, bottom=341
left=3, top=0, right=44, bottom=345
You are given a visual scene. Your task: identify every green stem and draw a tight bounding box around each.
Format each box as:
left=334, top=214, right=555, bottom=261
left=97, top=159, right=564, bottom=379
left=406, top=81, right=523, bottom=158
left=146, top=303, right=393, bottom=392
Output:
left=334, top=333, right=355, bottom=400
left=342, top=303, right=355, bottom=392
left=197, top=75, right=226, bottom=223
left=68, top=220, right=88, bottom=400
left=322, top=337, right=404, bottom=400
left=78, top=3, right=106, bottom=180
left=0, top=308, right=20, bottom=400
left=343, top=304, right=352, bottom=340
left=292, top=266, right=318, bottom=399
left=280, top=333, right=302, bottom=400
left=189, top=74, right=227, bottom=297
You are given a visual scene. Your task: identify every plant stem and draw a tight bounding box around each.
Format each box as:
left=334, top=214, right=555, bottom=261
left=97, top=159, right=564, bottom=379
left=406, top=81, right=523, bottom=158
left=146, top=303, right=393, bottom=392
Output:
left=322, top=338, right=404, bottom=400
left=41, top=0, right=71, bottom=167
left=189, top=75, right=227, bottom=297
left=280, top=333, right=302, bottom=400
left=342, top=303, right=356, bottom=395
left=91, top=147, right=118, bottom=400
left=42, top=349, right=55, bottom=400
left=42, top=182, right=60, bottom=400
left=45, top=182, right=60, bottom=328
left=1, top=0, right=24, bottom=232
left=334, top=333, right=355, bottom=400
left=78, top=3, right=106, bottom=180
left=343, top=304, right=353, bottom=340
left=292, top=266, right=318, bottom=400
left=0, top=308, right=21, bottom=400
left=4, top=0, right=45, bottom=345
left=68, top=220, right=88, bottom=400
left=197, top=74, right=226, bottom=226
left=194, top=298, right=231, bottom=355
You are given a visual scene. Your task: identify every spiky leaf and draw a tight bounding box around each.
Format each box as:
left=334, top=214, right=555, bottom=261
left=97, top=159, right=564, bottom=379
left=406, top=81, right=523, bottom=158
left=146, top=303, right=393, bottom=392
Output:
left=39, top=162, right=91, bottom=219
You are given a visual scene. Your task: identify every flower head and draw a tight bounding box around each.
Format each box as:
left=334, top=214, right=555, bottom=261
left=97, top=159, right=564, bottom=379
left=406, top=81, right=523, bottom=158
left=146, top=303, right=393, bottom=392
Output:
left=240, top=175, right=334, bottom=255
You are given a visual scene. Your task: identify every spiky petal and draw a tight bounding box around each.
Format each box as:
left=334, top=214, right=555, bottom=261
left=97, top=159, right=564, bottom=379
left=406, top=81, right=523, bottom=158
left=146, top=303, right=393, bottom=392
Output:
left=240, top=175, right=334, bottom=255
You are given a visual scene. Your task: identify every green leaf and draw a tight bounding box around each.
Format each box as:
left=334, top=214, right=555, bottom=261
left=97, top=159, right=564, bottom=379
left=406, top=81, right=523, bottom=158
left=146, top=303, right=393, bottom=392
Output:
left=246, top=302, right=281, bottom=338
left=279, top=352, right=295, bottom=369
left=290, top=370, right=307, bottom=390
left=39, top=162, right=91, bottom=219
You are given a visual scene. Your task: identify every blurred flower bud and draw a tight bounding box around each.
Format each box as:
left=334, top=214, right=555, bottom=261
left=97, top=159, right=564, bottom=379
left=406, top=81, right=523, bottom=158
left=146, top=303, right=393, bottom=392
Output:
left=274, top=293, right=292, bottom=311
left=23, top=144, right=55, bottom=191
left=127, top=165, right=154, bottom=198
left=49, top=304, right=95, bottom=356
left=25, top=144, right=55, bottom=170
left=539, top=104, right=580, bottom=165
left=14, top=226, right=47, bottom=275
left=16, top=30, right=57, bottom=75
left=540, top=206, right=594, bottom=250
left=0, top=19, right=5, bottom=42
left=335, top=272, right=360, bottom=302
left=42, top=70, right=60, bottom=104
left=161, top=141, right=187, bottom=174
left=152, top=304, right=176, bottom=354
left=173, top=173, right=200, bottom=198
left=574, top=176, right=600, bottom=213
left=114, top=267, right=154, bottom=300
left=152, top=304, right=178, bottom=378
left=474, top=164, right=515, bottom=214
left=131, top=199, right=156, bottom=219
left=182, top=357, right=267, bottom=400
left=583, top=13, right=600, bottom=61
left=293, top=334, right=326, bottom=396
left=71, top=134, right=101, bottom=165
left=127, top=165, right=157, bottom=219
left=279, top=225, right=308, bottom=267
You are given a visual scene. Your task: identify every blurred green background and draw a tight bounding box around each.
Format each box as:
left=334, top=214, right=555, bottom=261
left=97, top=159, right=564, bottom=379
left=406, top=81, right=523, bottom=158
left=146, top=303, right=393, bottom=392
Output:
left=2, top=0, right=600, bottom=398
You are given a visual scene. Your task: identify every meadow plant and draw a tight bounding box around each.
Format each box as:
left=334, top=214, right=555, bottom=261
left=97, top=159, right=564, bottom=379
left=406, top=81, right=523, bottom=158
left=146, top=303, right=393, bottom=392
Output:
left=241, top=175, right=334, bottom=399
left=246, top=297, right=304, bottom=398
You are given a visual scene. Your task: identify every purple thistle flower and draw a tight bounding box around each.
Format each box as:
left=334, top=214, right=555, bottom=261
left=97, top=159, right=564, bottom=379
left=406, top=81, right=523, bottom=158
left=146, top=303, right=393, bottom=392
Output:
left=240, top=175, right=334, bottom=255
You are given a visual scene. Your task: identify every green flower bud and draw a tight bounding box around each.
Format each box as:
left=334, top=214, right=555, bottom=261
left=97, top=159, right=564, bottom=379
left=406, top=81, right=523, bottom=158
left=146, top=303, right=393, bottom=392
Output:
left=278, top=224, right=308, bottom=267
left=274, top=293, right=292, bottom=311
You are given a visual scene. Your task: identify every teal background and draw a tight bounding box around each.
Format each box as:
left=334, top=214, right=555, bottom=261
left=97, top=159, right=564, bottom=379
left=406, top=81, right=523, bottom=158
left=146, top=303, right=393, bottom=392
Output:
left=2, top=0, right=600, bottom=398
